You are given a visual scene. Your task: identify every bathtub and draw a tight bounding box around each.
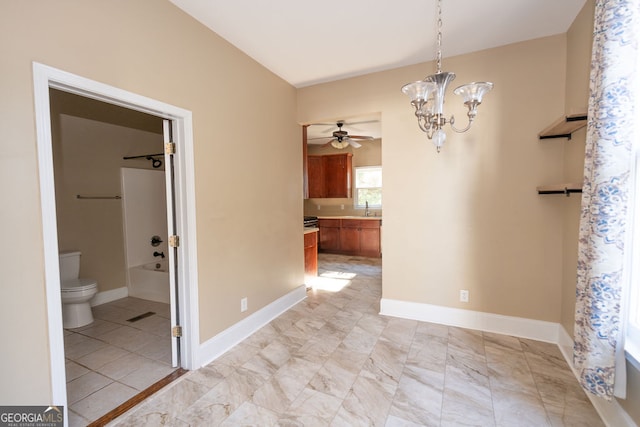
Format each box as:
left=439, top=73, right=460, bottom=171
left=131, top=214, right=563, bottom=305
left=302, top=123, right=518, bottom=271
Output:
left=128, top=260, right=170, bottom=304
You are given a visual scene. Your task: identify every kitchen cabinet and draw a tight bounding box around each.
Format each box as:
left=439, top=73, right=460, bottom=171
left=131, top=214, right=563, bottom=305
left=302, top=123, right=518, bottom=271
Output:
left=359, top=221, right=382, bottom=256
left=318, top=219, right=341, bottom=252
left=319, top=218, right=381, bottom=257
left=304, top=229, right=318, bottom=277
left=307, top=154, right=352, bottom=198
left=307, top=156, right=324, bottom=198
left=339, top=221, right=361, bottom=252
left=341, top=219, right=381, bottom=257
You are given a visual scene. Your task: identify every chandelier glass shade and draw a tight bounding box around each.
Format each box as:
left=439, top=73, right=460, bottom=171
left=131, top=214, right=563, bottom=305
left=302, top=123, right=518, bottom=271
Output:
left=402, top=0, right=493, bottom=152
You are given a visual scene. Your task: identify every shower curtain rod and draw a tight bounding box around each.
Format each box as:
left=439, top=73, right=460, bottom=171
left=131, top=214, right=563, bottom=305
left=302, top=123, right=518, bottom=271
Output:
left=77, top=195, right=122, bottom=200
left=122, top=153, right=164, bottom=160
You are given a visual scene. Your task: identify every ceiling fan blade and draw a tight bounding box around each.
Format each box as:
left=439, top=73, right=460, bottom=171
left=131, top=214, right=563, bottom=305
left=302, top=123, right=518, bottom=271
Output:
left=308, top=136, right=334, bottom=141
left=343, top=119, right=380, bottom=126
left=349, top=140, right=362, bottom=148
left=348, top=135, right=375, bottom=140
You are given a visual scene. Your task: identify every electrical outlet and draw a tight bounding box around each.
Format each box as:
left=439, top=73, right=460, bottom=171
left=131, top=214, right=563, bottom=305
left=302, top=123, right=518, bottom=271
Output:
left=241, top=297, right=248, bottom=312
left=317, top=205, right=321, bottom=210
left=459, top=290, right=469, bottom=303
left=341, top=204, right=344, bottom=210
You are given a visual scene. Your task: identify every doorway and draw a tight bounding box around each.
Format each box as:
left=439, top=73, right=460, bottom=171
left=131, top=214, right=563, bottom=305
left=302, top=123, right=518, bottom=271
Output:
left=33, top=63, right=200, bottom=418
left=50, top=89, right=180, bottom=423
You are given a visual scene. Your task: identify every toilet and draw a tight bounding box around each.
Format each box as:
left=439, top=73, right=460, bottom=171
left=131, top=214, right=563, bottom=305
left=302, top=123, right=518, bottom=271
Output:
left=59, top=251, right=98, bottom=329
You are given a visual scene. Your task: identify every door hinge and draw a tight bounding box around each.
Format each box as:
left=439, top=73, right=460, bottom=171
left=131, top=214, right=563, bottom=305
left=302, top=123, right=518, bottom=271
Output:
left=165, top=142, right=176, bottom=155
left=172, top=325, right=182, bottom=338
left=169, top=235, right=180, bottom=247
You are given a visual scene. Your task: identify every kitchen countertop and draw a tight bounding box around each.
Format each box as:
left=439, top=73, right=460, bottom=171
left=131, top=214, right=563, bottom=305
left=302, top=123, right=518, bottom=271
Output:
left=317, top=216, right=382, bottom=220
left=304, top=227, right=319, bottom=234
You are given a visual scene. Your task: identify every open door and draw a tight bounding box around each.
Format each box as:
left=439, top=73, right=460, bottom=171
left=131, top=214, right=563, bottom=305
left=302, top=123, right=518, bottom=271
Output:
left=163, top=119, right=181, bottom=367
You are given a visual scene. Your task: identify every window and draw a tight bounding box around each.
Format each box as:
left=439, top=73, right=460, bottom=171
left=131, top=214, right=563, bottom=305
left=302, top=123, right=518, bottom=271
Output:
left=354, top=166, right=382, bottom=209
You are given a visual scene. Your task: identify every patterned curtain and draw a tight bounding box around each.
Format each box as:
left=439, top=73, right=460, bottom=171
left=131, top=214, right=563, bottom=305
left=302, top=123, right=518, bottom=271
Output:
left=574, top=0, right=640, bottom=400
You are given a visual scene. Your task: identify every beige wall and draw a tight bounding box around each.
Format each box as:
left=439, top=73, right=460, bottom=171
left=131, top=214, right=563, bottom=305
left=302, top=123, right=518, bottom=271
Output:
left=560, top=0, right=593, bottom=337
left=0, top=0, right=301, bottom=404
left=304, top=139, right=382, bottom=216
left=52, top=95, right=164, bottom=293
left=299, top=35, right=568, bottom=321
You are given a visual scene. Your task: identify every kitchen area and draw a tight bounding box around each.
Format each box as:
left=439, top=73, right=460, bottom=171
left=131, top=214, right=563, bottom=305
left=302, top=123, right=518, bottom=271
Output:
left=301, top=117, right=382, bottom=284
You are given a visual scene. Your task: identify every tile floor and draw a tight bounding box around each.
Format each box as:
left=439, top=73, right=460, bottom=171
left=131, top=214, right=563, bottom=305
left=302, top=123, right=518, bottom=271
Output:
left=64, top=297, right=176, bottom=426
left=108, top=254, right=604, bottom=426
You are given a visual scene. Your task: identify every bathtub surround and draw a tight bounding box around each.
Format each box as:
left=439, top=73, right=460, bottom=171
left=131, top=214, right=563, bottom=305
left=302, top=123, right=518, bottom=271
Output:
left=121, top=168, right=170, bottom=304
left=128, top=262, right=171, bottom=304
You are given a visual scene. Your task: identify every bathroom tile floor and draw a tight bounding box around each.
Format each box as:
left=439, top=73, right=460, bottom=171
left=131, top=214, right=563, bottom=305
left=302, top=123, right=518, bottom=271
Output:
left=64, top=297, right=175, bottom=426
left=107, top=254, right=604, bottom=426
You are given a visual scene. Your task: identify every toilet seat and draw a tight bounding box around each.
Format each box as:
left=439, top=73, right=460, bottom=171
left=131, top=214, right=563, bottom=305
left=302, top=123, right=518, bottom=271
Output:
left=61, top=278, right=97, bottom=293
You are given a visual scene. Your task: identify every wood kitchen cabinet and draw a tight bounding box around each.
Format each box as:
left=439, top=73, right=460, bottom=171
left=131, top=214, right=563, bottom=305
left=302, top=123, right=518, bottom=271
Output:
left=319, top=218, right=381, bottom=257
left=307, top=154, right=352, bottom=198
left=339, top=221, right=361, bottom=252
left=307, top=156, right=324, bottom=198
left=341, top=219, right=381, bottom=257
left=304, top=230, right=318, bottom=277
left=318, top=219, right=341, bottom=252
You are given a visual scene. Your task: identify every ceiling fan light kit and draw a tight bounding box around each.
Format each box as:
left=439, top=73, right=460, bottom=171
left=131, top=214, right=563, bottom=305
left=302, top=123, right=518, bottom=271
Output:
left=309, top=121, right=374, bottom=149
left=401, top=0, right=493, bottom=153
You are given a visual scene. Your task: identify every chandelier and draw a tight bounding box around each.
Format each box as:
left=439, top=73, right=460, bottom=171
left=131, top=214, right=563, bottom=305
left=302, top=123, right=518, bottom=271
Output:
left=401, top=0, right=493, bottom=153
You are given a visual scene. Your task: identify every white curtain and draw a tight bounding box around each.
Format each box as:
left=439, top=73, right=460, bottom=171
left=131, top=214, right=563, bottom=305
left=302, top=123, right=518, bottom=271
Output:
left=573, top=0, right=640, bottom=400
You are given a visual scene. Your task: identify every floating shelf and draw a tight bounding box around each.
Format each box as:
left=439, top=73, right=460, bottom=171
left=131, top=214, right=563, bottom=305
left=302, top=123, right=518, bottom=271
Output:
left=538, top=113, right=587, bottom=140
left=536, top=183, right=583, bottom=196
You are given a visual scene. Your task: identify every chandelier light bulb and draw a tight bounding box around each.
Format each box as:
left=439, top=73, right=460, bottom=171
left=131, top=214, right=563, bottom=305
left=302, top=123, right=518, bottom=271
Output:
left=432, top=129, right=446, bottom=153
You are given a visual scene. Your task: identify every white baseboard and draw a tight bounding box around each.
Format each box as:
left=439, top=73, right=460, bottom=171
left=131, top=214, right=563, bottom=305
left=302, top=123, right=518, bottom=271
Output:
left=380, top=298, right=559, bottom=343
left=557, top=326, right=636, bottom=427
left=197, top=285, right=307, bottom=368
left=91, top=286, right=128, bottom=307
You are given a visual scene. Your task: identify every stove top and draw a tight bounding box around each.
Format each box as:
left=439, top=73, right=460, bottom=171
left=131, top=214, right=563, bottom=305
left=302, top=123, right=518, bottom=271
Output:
left=304, top=216, right=318, bottom=227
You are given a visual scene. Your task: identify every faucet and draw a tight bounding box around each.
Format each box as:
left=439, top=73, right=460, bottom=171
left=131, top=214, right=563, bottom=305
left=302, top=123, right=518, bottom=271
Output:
left=153, top=251, right=165, bottom=259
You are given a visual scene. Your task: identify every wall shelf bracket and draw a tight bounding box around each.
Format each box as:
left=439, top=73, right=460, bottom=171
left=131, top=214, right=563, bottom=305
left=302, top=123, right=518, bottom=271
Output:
left=536, top=183, right=583, bottom=197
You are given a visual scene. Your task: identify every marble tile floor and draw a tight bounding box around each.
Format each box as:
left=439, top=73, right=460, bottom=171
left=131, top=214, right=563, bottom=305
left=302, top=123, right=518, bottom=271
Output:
left=64, top=297, right=176, bottom=426
left=109, top=254, right=604, bottom=426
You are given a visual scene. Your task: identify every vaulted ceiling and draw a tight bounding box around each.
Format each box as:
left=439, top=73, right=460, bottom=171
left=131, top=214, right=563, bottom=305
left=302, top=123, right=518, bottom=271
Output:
left=170, top=0, right=587, bottom=88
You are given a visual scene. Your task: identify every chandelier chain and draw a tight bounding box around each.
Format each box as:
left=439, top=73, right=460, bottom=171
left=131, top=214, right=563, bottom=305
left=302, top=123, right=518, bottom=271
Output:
left=436, top=0, right=442, bottom=73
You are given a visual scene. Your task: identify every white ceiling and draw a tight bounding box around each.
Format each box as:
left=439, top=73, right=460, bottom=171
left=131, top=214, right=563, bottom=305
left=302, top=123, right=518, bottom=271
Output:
left=169, top=0, right=587, bottom=88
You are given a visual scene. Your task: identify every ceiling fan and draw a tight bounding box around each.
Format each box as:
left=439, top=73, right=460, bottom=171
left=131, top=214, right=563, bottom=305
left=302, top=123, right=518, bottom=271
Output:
left=308, top=121, right=375, bottom=149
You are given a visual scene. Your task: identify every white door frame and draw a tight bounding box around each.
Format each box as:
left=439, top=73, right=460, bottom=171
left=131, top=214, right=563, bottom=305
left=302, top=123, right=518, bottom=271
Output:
left=32, top=62, right=200, bottom=407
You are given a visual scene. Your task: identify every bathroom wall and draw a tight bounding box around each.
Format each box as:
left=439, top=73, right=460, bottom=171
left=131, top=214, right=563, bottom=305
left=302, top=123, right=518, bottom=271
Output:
left=304, top=138, right=382, bottom=217
left=52, top=93, right=164, bottom=294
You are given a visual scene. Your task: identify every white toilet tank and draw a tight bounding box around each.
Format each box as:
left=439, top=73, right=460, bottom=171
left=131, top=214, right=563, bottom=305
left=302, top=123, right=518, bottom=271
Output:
left=59, top=250, right=82, bottom=281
